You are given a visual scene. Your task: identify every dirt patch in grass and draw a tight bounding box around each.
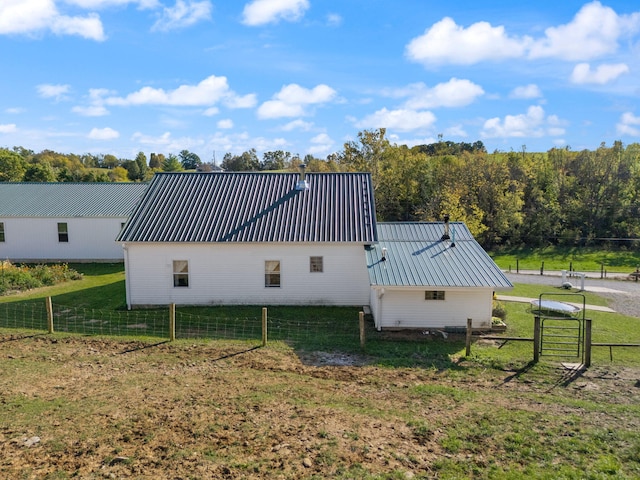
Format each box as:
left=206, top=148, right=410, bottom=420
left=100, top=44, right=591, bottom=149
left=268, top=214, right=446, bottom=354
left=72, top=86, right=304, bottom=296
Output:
left=1, top=335, right=639, bottom=479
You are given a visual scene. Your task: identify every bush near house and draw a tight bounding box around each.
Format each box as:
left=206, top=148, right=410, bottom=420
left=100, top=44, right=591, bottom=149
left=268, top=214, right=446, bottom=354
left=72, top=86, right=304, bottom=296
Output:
left=0, top=261, right=82, bottom=295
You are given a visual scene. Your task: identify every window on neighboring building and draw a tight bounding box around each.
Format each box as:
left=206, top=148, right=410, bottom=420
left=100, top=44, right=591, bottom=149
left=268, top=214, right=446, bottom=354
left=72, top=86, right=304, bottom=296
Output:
left=57, top=223, right=68, bottom=243
left=173, top=260, right=189, bottom=287
left=0, top=222, right=4, bottom=242
left=425, top=290, right=445, bottom=301
left=310, top=256, right=323, bottom=273
left=265, top=260, right=281, bottom=287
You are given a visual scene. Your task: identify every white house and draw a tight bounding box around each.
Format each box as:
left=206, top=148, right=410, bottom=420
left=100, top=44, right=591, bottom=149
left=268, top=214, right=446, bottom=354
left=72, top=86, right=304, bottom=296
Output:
left=366, top=221, right=512, bottom=331
left=117, top=171, right=377, bottom=309
left=0, top=182, right=148, bottom=262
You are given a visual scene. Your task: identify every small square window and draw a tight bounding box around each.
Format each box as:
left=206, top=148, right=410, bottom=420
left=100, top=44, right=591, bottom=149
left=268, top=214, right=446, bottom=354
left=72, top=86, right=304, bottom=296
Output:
left=57, top=223, right=68, bottom=243
left=310, top=256, right=323, bottom=273
left=0, top=222, right=4, bottom=242
left=173, top=260, right=189, bottom=287
left=265, top=260, right=281, bottom=287
left=425, top=290, right=445, bottom=301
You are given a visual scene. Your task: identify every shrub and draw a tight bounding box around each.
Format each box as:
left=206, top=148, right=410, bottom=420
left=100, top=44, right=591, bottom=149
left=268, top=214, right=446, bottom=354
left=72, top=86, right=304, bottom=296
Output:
left=0, top=261, right=82, bottom=294
left=492, top=300, right=507, bottom=321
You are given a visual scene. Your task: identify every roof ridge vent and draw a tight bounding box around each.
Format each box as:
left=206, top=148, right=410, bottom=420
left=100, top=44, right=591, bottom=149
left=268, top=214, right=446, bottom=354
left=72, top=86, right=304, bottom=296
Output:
left=295, top=164, right=309, bottom=191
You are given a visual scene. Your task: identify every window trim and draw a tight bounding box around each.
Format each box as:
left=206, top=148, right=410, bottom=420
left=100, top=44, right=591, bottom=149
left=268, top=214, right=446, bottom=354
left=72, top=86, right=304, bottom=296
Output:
left=173, top=260, right=190, bottom=288
left=425, top=290, right=445, bottom=301
left=57, top=222, right=69, bottom=243
left=309, top=256, right=323, bottom=273
left=265, top=260, right=281, bottom=288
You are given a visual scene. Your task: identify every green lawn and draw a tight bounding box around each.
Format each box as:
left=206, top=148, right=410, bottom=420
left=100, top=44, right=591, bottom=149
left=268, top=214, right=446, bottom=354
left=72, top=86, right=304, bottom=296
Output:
left=490, top=245, right=640, bottom=273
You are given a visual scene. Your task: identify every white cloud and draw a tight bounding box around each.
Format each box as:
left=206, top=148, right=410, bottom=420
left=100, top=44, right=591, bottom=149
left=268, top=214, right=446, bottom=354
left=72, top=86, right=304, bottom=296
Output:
left=65, top=0, right=159, bottom=8
left=391, top=79, right=484, bottom=109
left=509, top=84, right=542, bottom=99
left=151, top=0, right=212, bottom=32
left=570, top=62, right=629, bottom=84
left=203, top=107, right=219, bottom=116
left=88, top=127, right=119, bottom=140
left=406, top=2, right=640, bottom=66
left=217, top=118, right=233, bottom=129
left=242, top=0, right=309, bottom=26
left=37, top=84, right=71, bottom=101
left=0, top=0, right=105, bottom=40
left=481, top=105, right=565, bottom=138
left=616, top=112, right=640, bottom=136
left=106, top=75, right=254, bottom=108
left=281, top=119, right=313, bottom=131
left=72, top=105, right=109, bottom=116
left=0, top=124, right=17, bottom=134
left=257, top=84, right=337, bottom=119
left=406, top=17, right=530, bottom=65
left=307, top=133, right=334, bottom=156
left=326, top=13, right=342, bottom=27
left=529, top=1, right=640, bottom=61
left=356, top=108, right=437, bottom=132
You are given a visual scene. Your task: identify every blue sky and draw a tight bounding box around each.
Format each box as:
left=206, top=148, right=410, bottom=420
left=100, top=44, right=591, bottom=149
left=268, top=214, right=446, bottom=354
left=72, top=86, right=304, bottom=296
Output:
left=1, top=0, right=639, bottom=162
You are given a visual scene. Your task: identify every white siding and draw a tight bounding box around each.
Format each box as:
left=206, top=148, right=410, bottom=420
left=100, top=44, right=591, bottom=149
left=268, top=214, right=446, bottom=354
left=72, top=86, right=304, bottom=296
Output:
left=124, top=243, right=370, bottom=308
left=372, top=287, right=494, bottom=330
left=0, top=217, right=126, bottom=262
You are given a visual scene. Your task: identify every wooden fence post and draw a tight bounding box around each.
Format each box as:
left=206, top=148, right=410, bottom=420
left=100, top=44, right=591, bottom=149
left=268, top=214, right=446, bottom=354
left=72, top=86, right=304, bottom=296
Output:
left=584, top=318, right=592, bottom=368
left=465, top=318, right=472, bottom=356
left=262, top=307, right=268, bottom=347
left=169, top=303, right=176, bottom=342
left=359, top=311, right=365, bottom=349
left=533, top=316, right=541, bottom=363
left=46, top=296, right=54, bottom=334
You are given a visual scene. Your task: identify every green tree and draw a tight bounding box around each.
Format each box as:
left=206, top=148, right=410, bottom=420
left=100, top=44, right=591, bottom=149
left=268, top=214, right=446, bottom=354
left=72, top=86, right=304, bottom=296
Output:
left=149, top=153, right=162, bottom=169
left=134, top=152, right=148, bottom=181
left=337, top=128, right=389, bottom=190
left=221, top=149, right=260, bottom=171
left=162, top=154, right=184, bottom=172
left=179, top=150, right=201, bottom=170
left=0, top=149, right=27, bottom=181
left=261, top=150, right=290, bottom=171
left=24, top=162, right=56, bottom=182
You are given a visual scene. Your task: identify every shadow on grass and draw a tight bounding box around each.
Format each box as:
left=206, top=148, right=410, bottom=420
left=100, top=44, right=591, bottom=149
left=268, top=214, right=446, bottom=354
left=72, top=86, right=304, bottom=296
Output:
left=0, top=332, right=49, bottom=343
left=119, top=340, right=170, bottom=354
left=500, top=360, right=538, bottom=385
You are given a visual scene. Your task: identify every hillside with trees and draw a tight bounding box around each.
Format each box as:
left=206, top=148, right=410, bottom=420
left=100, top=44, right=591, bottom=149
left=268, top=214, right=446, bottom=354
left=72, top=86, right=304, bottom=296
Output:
left=2, top=129, right=639, bottom=249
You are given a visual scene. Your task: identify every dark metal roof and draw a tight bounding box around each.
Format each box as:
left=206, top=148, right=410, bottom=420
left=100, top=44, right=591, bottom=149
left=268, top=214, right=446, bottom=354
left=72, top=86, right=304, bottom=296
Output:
left=0, top=182, right=148, bottom=217
left=366, top=222, right=512, bottom=289
left=118, top=172, right=377, bottom=243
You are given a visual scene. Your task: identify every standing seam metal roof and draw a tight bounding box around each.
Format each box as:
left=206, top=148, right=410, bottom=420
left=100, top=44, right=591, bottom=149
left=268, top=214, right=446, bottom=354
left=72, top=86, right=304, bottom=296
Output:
left=117, top=172, right=377, bottom=243
left=0, top=182, right=148, bottom=217
left=366, top=222, right=512, bottom=289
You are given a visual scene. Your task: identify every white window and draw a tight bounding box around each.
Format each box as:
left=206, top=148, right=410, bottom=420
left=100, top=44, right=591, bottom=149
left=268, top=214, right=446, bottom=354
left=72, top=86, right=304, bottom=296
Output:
left=310, top=256, right=323, bottom=273
left=57, top=223, right=68, bottom=243
left=265, top=260, right=281, bottom=287
left=425, top=290, right=445, bottom=301
left=173, top=260, right=189, bottom=287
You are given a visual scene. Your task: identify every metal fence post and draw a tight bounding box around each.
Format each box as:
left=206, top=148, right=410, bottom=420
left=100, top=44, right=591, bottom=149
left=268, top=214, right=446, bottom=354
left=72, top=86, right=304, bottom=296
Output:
left=584, top=318, right=592, bottom=368
left=533, top=316, right=541, bottom=363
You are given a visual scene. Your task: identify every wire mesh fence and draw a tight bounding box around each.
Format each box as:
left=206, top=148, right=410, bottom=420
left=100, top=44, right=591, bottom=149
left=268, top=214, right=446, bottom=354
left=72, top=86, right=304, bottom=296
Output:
left=0, top=299, right=366, bottom=351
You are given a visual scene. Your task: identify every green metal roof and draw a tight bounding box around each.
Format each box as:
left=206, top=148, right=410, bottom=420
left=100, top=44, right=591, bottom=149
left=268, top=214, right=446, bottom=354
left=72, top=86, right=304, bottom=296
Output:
left=0, top=182, right=148, bottom=217
left=366, top=222, right=512, bottom=289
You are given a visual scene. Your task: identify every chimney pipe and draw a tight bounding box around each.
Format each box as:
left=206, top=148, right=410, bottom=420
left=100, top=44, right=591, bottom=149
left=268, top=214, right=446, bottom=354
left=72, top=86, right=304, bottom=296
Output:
left=441, top=214, right=450, bottom=241
left=295, top=164, right=309, bottom=191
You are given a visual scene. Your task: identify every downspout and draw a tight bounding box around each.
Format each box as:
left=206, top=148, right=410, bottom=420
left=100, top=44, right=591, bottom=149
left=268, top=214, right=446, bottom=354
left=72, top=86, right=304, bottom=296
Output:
left=123, top=243, right=132, bottom=310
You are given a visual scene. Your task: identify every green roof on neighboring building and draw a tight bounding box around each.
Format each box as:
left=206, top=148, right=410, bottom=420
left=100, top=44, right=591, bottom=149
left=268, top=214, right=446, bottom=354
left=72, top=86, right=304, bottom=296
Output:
left=366, top=222, right=512, bottom=289
left=0, top=182, right=148, bottom=217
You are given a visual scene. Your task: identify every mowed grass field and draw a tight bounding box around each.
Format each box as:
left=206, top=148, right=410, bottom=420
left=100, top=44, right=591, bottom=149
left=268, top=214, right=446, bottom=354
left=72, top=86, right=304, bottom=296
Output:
left=0, top=259, right=639, bottom=479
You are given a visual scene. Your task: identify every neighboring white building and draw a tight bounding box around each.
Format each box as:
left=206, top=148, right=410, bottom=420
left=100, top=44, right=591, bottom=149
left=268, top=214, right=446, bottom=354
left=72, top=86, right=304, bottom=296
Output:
left=117, top=171, right=377, bottom=309
left=366, top=222, right=512, bottom=330
left=0, top=182, right=148, bottom=262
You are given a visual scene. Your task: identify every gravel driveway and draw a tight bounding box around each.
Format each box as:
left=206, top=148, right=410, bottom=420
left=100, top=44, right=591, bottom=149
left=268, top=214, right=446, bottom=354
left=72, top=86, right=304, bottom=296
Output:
left=505, top=272, right=640, bottom=319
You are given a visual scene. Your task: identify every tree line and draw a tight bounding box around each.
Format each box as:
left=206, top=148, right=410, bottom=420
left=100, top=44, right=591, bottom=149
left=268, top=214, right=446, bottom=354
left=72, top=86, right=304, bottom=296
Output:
left=2, top=129, right=639, bottom=249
